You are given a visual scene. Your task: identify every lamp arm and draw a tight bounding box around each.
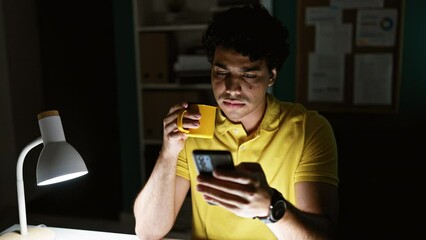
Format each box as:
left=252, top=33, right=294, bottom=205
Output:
left=16, top=137, right=43, bottom=236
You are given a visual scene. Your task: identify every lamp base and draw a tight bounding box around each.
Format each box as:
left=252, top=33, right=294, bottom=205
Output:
left=0, top=226, right=55, bottom=240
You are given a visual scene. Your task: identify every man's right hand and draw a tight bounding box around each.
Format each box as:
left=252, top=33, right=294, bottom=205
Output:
left=160, top=102, right=201, bottom=157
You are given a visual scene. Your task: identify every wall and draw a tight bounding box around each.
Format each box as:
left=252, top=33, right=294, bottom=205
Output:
left=0, top=0, right=45, bottom=228
left=0, top=0, right=127, bottom=231
left=274, top=0, right=296, bottom=102
left=400, top=0, right=426, bottom=112
left=274, top=1, right=426, bottom=239
left=112, top=0, right=142, bottom=214
left=31, top=0, right=123, bottom=220
left=0, top=0, right=16, bottom=220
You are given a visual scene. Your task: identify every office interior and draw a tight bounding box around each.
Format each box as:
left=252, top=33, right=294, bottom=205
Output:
left=1, top=0, right=425, bottom=239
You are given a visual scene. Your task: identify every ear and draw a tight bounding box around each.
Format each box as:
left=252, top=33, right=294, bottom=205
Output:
left=268, top=69, right=277, bottom=87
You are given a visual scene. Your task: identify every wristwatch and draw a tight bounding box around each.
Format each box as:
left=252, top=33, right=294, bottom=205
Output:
left=255, top=188, right=287, bottom=224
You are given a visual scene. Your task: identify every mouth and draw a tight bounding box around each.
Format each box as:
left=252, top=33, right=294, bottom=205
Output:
left=222, top=99, right=245, bottom=108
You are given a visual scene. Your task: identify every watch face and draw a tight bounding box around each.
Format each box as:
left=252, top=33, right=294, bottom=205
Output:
left=272, top=200, right=286, bottom=221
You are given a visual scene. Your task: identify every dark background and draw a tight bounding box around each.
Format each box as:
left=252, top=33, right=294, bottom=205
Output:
left=1, top=0, right=425, bottom=239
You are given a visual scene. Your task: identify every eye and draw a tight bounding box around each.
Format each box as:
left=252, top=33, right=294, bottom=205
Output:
left=243, top=74, right=256, bottom=79
left=215, top=71, right=228, bottom=78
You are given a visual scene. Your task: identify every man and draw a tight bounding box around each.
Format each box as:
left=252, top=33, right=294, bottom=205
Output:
left=134, top=3, right=339, bottom=240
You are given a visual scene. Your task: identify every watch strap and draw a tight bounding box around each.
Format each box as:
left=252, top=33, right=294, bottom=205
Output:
left=255, top=188, right=286, bottom=224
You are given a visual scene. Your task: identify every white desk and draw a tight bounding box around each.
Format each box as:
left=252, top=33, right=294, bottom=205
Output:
left=0, top=224, right=137, bottom=240
left=0, top=224, right=178, bottom=240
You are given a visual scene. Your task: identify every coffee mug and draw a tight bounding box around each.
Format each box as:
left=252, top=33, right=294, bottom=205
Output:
left=177, top=104, right=217, bottom=138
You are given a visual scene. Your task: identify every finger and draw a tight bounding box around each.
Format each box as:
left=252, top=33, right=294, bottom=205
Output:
left=197, top=176, right=256, bottom=197
left=163, top=104, right=186, bottom=128
left=163, top=114, right=182, bottom=137
left=202, top=195, right=241, bottom=210
left=179, top=109, right=201, bottom=121
left=167, top=101, right=189, bottom=115
left=163, top=104, right=188, bottom=141
left=163, top=124, right=190, bottom=144
left=164, top=105, right=201, bottom=130
left=215, top=162, right=267, bottom=187
left=179, top=117, right=200, bottom=130
left=197, top=184, right=249, bottom=206
left=212, top=169, right=259, bottom=186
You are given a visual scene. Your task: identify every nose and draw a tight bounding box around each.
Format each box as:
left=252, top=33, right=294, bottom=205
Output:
left=225, top=75, right=241, bottom=95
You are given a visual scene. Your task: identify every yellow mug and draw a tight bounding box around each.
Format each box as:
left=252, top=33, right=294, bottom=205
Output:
left=177, top=104, right=217, bottom=138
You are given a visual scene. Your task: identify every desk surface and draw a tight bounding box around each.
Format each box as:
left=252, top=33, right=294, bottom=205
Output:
left=1, top=225, right=179, bottom=240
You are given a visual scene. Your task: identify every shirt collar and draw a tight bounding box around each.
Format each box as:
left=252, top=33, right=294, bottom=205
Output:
left=216, top=93, right=280, bottom=135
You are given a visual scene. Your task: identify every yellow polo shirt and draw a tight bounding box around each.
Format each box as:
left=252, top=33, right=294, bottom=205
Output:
left=176, top=94, right=339, bottom=240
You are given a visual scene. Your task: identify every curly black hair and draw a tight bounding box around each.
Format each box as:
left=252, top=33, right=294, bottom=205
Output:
left=202, top=3, right=290, bottom=72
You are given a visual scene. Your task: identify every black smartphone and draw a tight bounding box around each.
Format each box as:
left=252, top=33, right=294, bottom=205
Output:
left=192, top=150, right=235, bottom=175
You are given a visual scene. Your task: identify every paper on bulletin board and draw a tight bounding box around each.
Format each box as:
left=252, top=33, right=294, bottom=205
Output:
left=356, top=9, right=398, bottom=47
left=330, top=0, right=384, bottom=9
left=353, top=53, right=393, bottom=105
left=316, top=23, right=353, bottom=54
left=308, top=53, right=345, bottom=102
left=305, top=7, right=342, bottom=26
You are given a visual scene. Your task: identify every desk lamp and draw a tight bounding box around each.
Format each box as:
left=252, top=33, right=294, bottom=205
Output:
left=0, top=110, right=88, bottom=240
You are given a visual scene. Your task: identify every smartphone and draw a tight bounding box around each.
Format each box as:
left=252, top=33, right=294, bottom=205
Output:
left=192, top=150, right=235, bottom=175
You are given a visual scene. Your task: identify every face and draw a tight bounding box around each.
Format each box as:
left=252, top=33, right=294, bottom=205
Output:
left=211, top=46, right=276, bottom=130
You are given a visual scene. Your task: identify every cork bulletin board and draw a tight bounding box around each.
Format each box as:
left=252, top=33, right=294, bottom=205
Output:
left=296, top=0, right=404, bottom=113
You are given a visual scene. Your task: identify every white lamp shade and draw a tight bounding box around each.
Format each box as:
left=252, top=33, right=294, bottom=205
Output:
left=36, top=142, right=88, bottom=186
